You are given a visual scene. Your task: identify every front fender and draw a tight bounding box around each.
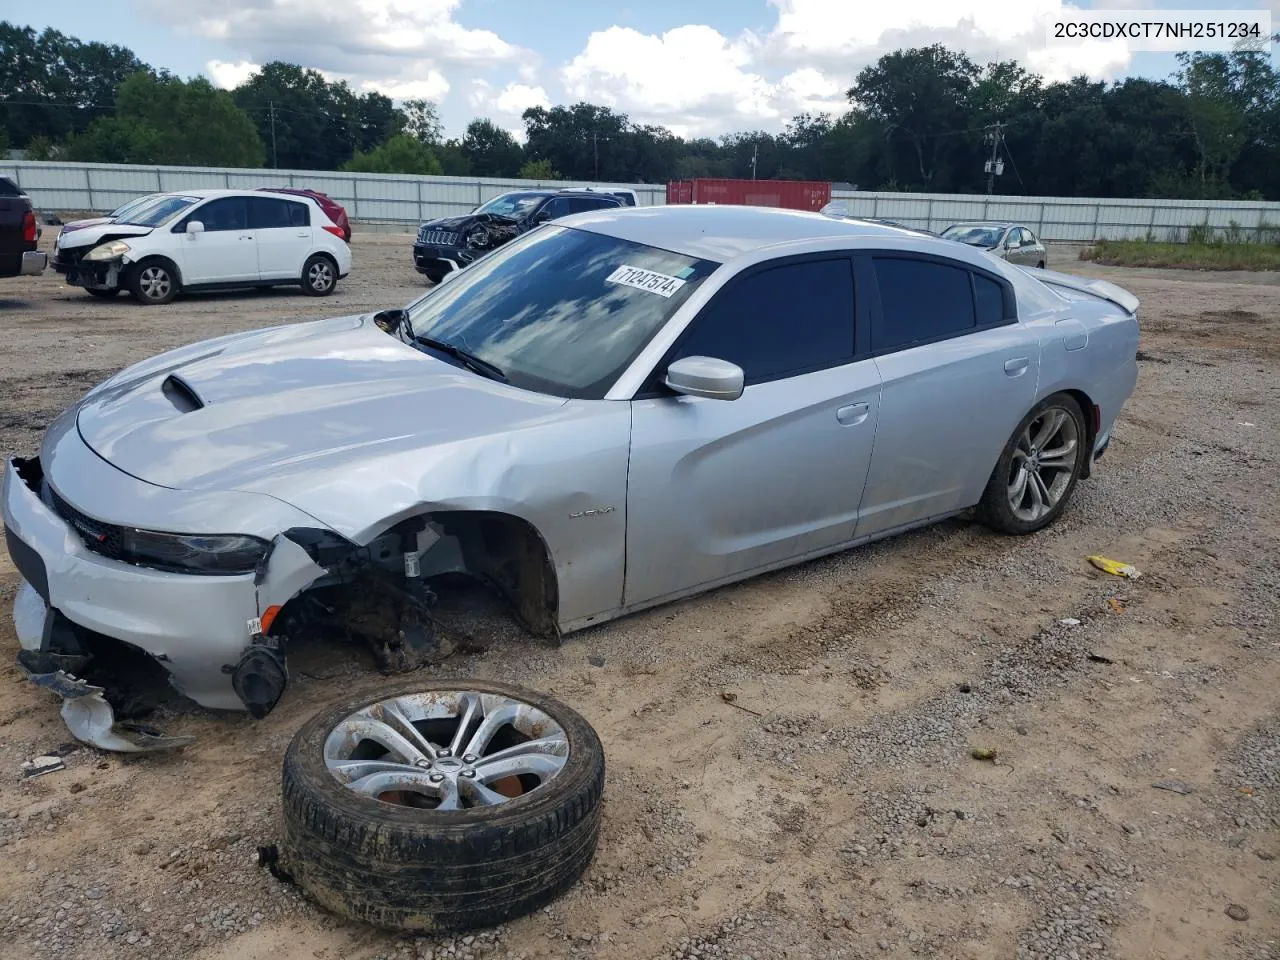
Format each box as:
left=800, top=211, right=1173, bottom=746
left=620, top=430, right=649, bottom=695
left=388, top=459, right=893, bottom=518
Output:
left=263, top=400, right=635, bottom=628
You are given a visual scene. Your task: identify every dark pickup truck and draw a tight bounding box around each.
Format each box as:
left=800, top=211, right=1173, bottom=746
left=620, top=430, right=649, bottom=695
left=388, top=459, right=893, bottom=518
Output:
left=0, top=177, right=46, bottom=279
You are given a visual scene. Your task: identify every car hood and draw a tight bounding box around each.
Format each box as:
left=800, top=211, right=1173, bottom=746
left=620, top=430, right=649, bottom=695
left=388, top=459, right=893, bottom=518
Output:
left=58, top=222, right=154, bottom=249
left=420, top=213, right=519, bottom=231
left=74, top=315, right=567, bottom=492
left=60, top=216, right=113, bottom=234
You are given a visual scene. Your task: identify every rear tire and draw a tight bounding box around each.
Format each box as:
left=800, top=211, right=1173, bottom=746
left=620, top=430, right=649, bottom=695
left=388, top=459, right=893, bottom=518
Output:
left=279, top=680, right=605, bottom=934
left=301, top=254, right=338, bottom=296
left=978, top=393, right=1088, bottom=535
left=128, top=259, right=179, bottom=305
left=86, top=288, right=121, bottom=299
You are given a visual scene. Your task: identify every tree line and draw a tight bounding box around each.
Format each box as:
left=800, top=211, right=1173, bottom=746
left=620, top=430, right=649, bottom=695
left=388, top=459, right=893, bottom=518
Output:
left=2, top=21, right=1278, bottom=199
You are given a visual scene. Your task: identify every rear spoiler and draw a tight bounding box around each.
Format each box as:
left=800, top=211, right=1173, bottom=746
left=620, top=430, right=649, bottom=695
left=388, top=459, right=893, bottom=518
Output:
left=1030, top=267, right=1140, bottom=315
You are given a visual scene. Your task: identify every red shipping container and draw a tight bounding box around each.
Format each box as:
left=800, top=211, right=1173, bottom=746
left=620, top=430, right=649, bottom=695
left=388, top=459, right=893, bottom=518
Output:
left=665, top=178, right=831, bottom=211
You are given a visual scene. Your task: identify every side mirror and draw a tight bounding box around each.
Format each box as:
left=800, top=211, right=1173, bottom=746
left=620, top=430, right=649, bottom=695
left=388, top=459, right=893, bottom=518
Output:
left=186, top=221, right=205, bottom=237
left=531, top=210, right=552, bottom=225
left=664, top=356, right=744, bottom=402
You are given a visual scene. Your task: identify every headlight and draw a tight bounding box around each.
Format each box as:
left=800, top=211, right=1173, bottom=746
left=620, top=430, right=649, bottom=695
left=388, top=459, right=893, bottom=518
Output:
left=84, top=240, right=131, bottom=261
left=121, top=529, right=271, bottom=574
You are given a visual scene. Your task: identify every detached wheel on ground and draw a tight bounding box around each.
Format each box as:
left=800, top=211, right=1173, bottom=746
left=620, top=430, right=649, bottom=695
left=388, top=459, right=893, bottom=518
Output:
left=978, top=392, right=1088, bottom=535
left=128, top=259, right=179, bottom=305
left=86, top=288, right=121, bottom=299
left=301, top=254, right=338, bottom=296
left=280, top=680, right=605, bottom=934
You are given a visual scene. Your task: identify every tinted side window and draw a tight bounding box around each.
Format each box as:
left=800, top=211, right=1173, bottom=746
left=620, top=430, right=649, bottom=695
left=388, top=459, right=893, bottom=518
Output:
left=1023, top=228, right=1038, bottom=245
left=251, top=196, right=308, bottom=228
left=612, top=193, right=636, bottom=206
left=568, top=196, right=618, bottom=213
left=973, top=274, right=1005, bottom=326
left=540, top=198, right=570, bottom=220
left=195, top=197, right=249, bottom=232
left=672, top=258, right=855, bottom=384
left=872, top=257, right=975, bottom=352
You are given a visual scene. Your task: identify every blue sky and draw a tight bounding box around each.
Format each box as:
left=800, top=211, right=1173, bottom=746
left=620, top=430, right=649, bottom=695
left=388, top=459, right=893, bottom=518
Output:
left=20, top=0, right=1277, bottom=140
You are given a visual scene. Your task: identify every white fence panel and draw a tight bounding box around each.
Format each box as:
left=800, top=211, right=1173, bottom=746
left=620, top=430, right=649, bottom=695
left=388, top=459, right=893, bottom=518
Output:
left=3, top=161, right=1277, bottom=241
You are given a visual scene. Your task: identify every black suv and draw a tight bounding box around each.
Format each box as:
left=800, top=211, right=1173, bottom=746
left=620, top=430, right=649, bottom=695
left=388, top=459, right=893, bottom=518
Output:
left=412, top=189, right=623, bottom=283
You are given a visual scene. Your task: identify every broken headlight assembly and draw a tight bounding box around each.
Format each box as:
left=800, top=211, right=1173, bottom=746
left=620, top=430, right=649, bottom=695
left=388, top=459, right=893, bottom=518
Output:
left=83, top=239, right=132, bottom=261
left=120, top=529, right=270, bottom=574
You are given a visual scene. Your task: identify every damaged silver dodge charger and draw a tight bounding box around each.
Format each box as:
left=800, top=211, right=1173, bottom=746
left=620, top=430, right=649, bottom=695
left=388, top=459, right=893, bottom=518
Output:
left=4, top=206, right=1139, bottom=751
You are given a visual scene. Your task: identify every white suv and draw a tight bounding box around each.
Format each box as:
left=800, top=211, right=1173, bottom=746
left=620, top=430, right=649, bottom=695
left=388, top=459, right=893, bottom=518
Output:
left=54, top=189, right=352, bottom=304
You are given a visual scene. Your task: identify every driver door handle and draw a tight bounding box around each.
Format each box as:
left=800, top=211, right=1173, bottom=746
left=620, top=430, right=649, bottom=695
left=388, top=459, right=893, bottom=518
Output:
left=837, top=402, right=870, bottom=425
left=1004, top=357, right=1030, bottom=377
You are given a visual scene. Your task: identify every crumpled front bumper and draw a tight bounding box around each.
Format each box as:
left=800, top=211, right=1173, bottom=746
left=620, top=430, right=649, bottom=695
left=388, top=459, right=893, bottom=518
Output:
left=14, top=585, right=194, bottom=753
left=3, top=448, right=330, bottom=750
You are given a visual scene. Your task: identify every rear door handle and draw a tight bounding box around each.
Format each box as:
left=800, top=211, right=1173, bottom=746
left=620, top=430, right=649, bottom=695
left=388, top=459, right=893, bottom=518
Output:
left=1004, top=357, right=1030, bottom=377
left=296, top=231, right=309, bottom=237
left=836, top=402, right=870, bottom=425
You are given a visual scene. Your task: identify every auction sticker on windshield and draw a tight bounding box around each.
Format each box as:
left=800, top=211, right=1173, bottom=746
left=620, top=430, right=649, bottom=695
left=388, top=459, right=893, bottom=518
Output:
left=605, top=265, right=687, bottom=298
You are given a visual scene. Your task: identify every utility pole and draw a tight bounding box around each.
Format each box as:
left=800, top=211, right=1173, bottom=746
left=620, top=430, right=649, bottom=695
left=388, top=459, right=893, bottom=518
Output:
left=592, top=129, right=598, bottom=180
left=983, top=122, right=1004, bottom=195
left=268, top=100, right=278, bottom=169
left=750, top=143, right=758, bottom=180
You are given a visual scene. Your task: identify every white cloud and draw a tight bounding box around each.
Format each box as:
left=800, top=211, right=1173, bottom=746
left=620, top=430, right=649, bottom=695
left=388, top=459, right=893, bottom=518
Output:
left=149, top=0, right=533, bottom=132
left=494, top=83, right=551, bottom=115
left=762, top=0, right=1134, bottom=81
left=554, top=1, right=1148, bottom=137
left=207, top=59, right=260, bottom=89
left=560, top=24, right=844, bottom=136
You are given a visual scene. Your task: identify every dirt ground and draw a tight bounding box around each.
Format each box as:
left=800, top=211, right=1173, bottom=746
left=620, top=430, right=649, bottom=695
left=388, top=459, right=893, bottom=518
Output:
left=0, top=232, right=1276, bottom=960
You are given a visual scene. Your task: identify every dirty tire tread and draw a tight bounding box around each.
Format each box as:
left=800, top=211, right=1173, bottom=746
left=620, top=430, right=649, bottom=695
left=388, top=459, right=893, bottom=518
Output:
left=280, top=680, right=605, bottom=933
left=977, top=392, right=1087, bottom=536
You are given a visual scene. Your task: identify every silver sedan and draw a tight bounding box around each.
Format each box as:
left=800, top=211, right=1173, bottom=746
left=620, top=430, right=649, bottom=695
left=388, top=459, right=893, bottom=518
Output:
left=3, top=205, right=1138, bottom=749
left=941, top=221, right=1049, bottom=268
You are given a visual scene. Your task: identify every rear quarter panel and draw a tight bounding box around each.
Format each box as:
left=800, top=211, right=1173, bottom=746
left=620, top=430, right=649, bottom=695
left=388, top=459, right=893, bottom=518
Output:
left=1032, top=292, right=1139, bottom=447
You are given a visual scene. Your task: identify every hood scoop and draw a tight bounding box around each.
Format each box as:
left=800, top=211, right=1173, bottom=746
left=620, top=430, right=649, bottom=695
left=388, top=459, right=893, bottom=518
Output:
left=161, top=373, right=205, bottom=413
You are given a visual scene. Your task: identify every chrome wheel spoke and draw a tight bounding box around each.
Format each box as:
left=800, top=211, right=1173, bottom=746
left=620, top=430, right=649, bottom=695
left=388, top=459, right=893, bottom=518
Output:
left=462, top=702, right=523, bottom=759
left=475, top=752, right=567, bottom=783
left=376, top=699, right=439, bottom=760
left=1031, top=409, right=1065, bottom=450
left=1008, top=464, right=1030, bottom=506
left=333, top=717, right=430, bottom=766
left=449, top=693, right=481, bottom=757
left=458, top=778, right=511, bottom=806
left=345, top=768, right=440, bottom=798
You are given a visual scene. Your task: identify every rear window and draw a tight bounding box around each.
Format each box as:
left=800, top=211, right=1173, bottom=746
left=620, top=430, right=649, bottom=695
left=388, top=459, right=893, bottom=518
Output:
left=872, top=257, right=974, bottom=352
left=0, top=177, right=24, bottom=197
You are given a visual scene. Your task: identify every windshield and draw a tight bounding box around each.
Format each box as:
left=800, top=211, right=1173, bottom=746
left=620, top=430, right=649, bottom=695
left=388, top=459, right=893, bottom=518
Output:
left=406, top=225, right=719, bottom=399
left=109, top=195, right=157, bottom=219
left=119, top=195, right=200, bottom=227
left=942, top=225, right=1004, bottom=248
left=473, top=193, right=545, bottom=219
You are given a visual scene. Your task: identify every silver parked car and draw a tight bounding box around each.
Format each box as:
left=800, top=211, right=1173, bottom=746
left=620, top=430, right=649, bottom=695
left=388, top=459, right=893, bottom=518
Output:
left=4, top=206, right=1138, bottom=750
left=941, top=222, right=1048, bottom=268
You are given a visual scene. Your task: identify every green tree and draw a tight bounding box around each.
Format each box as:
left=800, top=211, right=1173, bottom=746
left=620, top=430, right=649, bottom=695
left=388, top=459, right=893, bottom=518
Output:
left=849, top=45, right=980, bottom=190
left=342, top=133, right=443, bottom=174
left=402, top=98, right=443, bottom=145
left=462, top=119, right=524, bottom=177
left=435, top=139, right=473, bottom=175
left=356, top=91, right=404, bottom=152
left=66, top=72, right=264, bottom=166
left=233, top=62, right=361, bottom=169
left=517, top=157, right=560, bottom=180
left=24, top=134, right=55, bottom=160
left=0, top=22, right=147, bottom=148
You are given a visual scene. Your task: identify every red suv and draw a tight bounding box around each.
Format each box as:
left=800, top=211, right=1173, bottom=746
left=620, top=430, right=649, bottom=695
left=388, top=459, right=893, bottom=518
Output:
left=257, top=188, right=351, bottom=242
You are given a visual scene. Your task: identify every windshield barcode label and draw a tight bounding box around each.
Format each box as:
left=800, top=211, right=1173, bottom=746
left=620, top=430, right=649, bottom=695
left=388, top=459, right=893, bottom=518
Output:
left=605, top=265, right=687, bottom=298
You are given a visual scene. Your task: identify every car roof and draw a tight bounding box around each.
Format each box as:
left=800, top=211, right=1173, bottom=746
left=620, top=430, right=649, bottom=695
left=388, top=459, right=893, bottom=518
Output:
left=153, top=188, right=319, bottom=203
left=946, top=221, right=1021, bottom=229
left=564, top=204, right=941, bottom=262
